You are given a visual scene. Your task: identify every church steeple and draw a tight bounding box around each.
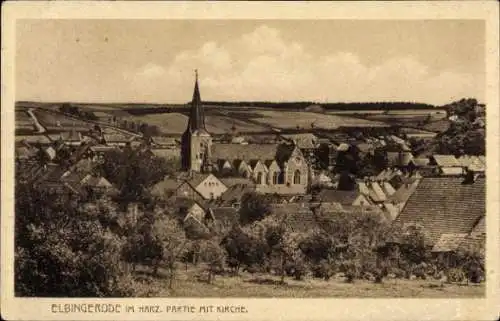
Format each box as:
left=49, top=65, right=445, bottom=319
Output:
left=186, top=69, right=206, bottom=133
left=181, top=70, right=212, bottom=172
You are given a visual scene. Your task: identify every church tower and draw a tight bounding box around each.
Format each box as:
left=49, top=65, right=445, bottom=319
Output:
left=181, top=70, right=212, bottom=172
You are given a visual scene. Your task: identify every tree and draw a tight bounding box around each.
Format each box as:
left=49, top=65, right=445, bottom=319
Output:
left=133, top=214, right=187, bottom=289
left=14, top=186, right=137, bottom=297
left=239, top=192, right=272, bottom=225
left=199, top=240, right=226, bottom=283
left=221, top=225, right=268, bottom=275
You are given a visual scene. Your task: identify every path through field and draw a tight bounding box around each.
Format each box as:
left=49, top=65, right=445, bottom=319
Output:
left=26, top=108, right=47, bottom=133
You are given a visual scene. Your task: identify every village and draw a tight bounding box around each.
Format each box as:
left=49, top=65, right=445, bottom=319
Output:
left=14, top=74, right=486, bottom=297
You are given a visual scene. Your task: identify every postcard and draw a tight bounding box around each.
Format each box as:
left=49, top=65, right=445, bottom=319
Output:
left=1, top=1, right=499, bottom=320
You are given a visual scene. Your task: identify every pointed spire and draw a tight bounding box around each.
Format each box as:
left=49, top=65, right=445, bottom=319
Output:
left=186, top=69, right=206, bottom=133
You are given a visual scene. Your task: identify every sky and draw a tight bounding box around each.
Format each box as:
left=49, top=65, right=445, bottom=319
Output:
left=16, top=19, right=485, bottom=105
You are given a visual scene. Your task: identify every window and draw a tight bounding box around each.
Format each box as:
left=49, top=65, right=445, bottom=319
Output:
left=293, top=170, right=301, bottom=184
left=272, top=172, right=279, bottom=184
left=257, top=172, right=265, bottom=185
left=210, top=192, right=214, bottom=199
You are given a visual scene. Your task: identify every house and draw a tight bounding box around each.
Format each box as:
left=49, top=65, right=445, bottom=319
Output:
left=429, top=154, right=463, bottom=176
left=103, top=133, right=138, bottom=147
left=281, top=133, right=318, bottom=158
left=150, top=173, right=228, bottom=203
left=394, top=176, right=485, bottom=245
left=80, top=174, right=118, bottom=195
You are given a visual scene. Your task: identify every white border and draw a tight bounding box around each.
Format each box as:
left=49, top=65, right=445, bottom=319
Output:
left=2, top=2, right=499, bottom=320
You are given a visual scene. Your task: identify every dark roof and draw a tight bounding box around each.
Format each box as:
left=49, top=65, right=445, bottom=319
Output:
left=210, top=207, right=239, bottom=224
left=220, top=177, right=255, bottom=188
left=317, top=189, right=361, bottom=205
left=211, top=142, right=297, bottom=164
left=218, top=184, right=256, bottom=206
left=395, top=177, right=485, bottom=244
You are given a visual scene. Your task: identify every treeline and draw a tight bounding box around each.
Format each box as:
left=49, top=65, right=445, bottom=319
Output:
left=202, top=101, right=438, bottom=111
left=59, top=103, right=98, bottom=121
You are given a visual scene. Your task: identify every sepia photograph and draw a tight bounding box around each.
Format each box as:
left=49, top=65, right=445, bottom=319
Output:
left=2, top=2, right=499, bottom=321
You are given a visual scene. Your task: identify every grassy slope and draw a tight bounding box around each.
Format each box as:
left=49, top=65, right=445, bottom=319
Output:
left=136, top=266, right=484, bottom=298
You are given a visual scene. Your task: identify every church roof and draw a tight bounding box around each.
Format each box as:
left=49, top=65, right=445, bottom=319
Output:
left=211, top=143, right=292, bottom=164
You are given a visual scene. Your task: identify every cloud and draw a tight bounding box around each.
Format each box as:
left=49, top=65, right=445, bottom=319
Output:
left=127, top=24, right=483, bottom=105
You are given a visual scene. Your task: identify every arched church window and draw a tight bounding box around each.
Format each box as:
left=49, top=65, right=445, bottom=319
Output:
left=257, top=172, right=267, bottom=185
left=272, top=172, right=279, bottom=184
left=293, top=170, right=301, bottom=184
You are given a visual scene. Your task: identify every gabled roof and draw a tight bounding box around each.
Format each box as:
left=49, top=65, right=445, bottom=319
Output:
left=211, top=143, right=280, bottom=163
left=388, top=178, right=420, bottom=204
left=369, top=182, right=387, bottom=203
left=395, top=177, right=485, bottom=244
left=187, top=173, right=221, bottom=189
left=209, top=207, right=239, bottom=224
left=381, top=182, right=396, bottom=196
left=468, top=157, right=485, bottom=172
left=431, top=154, right=461, bottom=167
left=456, top=155, right=477, bottom=167
left=81, top=174, right=114, bottom=188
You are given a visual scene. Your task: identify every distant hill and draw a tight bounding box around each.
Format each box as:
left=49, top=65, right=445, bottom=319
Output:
left=202, top=101, right=440, bottom=111
left=16, top=100, right=443, bottom=113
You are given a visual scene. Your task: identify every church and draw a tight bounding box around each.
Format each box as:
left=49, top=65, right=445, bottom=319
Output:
left=180, top=72, right=311, bottom=195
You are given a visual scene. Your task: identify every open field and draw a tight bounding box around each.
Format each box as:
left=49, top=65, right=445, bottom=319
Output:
left=122, top=113, right=189, bottom=134
left=15, top=110, right=35, bottom=131
left=136, top=266, right=484, bottom=298
left=32, top=109, right=93, bottom=132
left=228, top=110, right=389, bottom=130
left=122, top=112, right=271, bottom=134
